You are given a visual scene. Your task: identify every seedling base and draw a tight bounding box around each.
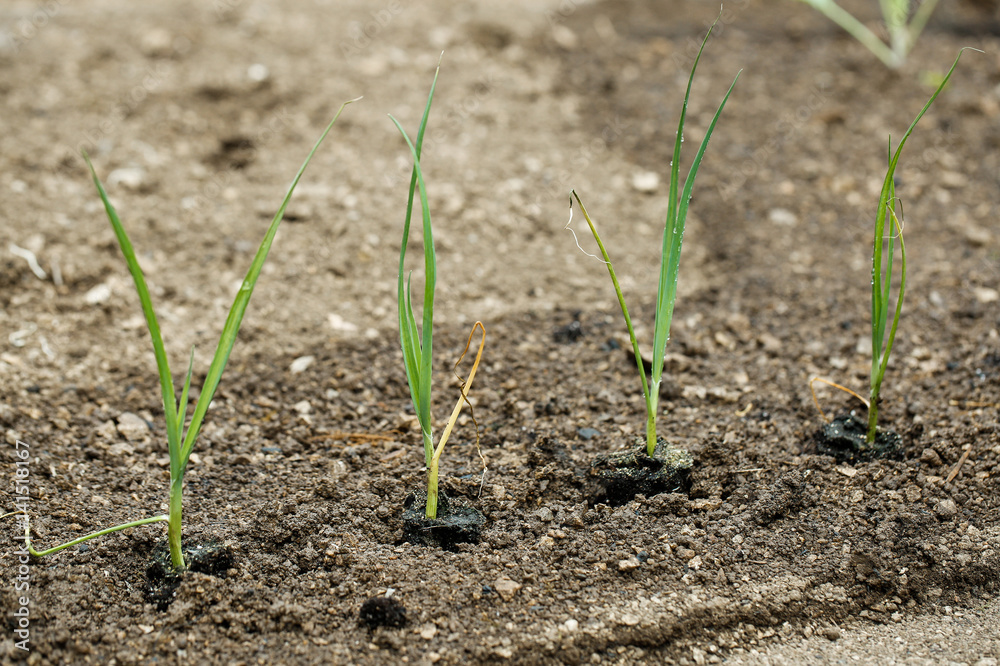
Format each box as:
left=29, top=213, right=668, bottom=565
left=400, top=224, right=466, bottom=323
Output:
left=146, top=541, right=235, bottom=611
left=400, top=489, right=485, bottom=550
left=590, top=438, right=694, bottom=506
left=816, top=411, right=903, bottom=464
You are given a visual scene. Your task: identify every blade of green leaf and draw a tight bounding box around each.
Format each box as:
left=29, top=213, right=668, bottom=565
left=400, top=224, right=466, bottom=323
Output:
left=867, top=48, right=973, bottom=442
left=570, top=191, right=652, bottom=410
left=870, top=48, right=968, bottom=392
left=178, top=96, right=360, bottom=470
left=84, top=154, right=181, bottom=460
left=174, top=346, right=195, bottom=476
left=390, top=114, right=437, bottom=437
left=395, top=61, right=441, bottom=465
left=650, top=16, right=740, bottom=387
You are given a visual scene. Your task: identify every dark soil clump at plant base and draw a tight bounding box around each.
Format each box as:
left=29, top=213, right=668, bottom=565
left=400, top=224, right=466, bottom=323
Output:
left=816, top=411, right=904, bottom=464
left=400, top=489, right=486, bottom=550
left=590, top=437, right=694, bottom=506
left=359, top=595, right=408, bottom=630
left=145, top=541, right=235, bottom=611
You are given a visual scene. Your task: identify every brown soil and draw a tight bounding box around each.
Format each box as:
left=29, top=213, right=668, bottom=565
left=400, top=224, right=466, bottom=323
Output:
left=2, top=0, right=999, bottom=664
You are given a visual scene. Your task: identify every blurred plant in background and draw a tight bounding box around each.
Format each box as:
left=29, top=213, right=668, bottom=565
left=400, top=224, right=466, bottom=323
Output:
left=796, top=0, right=939, bottom=68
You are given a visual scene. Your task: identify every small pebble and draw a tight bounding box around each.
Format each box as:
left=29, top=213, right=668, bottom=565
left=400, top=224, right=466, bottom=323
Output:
left=247, top=63, right=270, bottom=82
left=974, top=287, right=999, bottom=304
left=822, top=626, right=841, bottom=641
left=767, top=208, right=797, bottom=226
left=631, top=170, right=660, bottom=193
left=327, top=313, right=359, bottom=332
left=85, top=283, right=112, bottom=305
left=963, top=225, right=991, bottom=246
left=535, top=507, right=554, bottom=522
left=116, top=412, right=150, bottom=441
left=107, top=167, right=145, bottom=190
left=289, top=355, right=314, bottom=374
left=618, top=556, right=641, bottom=572
left=934, top=499, right=958, bottom=519
left=919, top=448, right=942, bottom=466
left=551, top=25, right=578, bottom=50
left=940, top=171, right=968, bottom=188
left=493, top=578, right=521, bottom=601
left=140, top=28, right=174, bottom=57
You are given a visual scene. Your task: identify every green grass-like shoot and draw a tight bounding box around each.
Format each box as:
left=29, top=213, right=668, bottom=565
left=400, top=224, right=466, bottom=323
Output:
left=796, top=0, right=939, bottom=68
left=10, top=97, right=359, bottom=571
left=867, top=50, right=970, bottom=442
left=568, top=18, right=739, bottom=458
left=391, top=62, right=486, bottom=520
left=391, top=65, right=440, bottom=482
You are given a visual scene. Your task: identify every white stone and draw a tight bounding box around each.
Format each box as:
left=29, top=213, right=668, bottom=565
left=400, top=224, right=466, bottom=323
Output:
left=116, top=412, right=150, bottom=441
left=289, top=355, right=314, bottom=374
left=108, top=167, right=145, bottom=190
left=247, top=63, right=270, bottom=82
left=327, top=313, right=359, bottom=332
left=631, top=170, right=660, bottom=193
left=974, top=287, right=998, bottom=304
left=85, top=283, right=112, bottom=305
left=768, top=208, right=797, bottom=226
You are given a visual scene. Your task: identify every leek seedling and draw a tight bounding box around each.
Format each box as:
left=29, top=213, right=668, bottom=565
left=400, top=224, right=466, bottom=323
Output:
left=390, top=64, right=486, bottom=521
left=7, top=97, right=358, bottom=572
left=795, top=0, right=939, bottom=68
left=567, top=19, right=739, bottom=458
left=866, top=50, right=969, bottom=443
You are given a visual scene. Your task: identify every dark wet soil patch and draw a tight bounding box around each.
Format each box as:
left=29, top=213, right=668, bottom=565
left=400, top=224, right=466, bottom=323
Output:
left=816, top=411, right=904, bottom=464
left=145, top=541, right=235, bottom=611
left=400, top=489, right=486, bottom=550
left=359, top=595, right=408, bottom=630
left=590, top=438, right=694, bottom=506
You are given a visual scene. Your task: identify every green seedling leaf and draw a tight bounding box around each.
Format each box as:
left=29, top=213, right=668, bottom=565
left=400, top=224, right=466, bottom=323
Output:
left=568, top=15, right=738, bottom=457
left=6, top=512, right=170, bottom=558
left=179, top=98, right=360, bottom=474
left=13, top=96, right=359, bottom=571
left=393, top=60, right=485, bottom=519
left=84, top=153, right=182, bottom=469
left=796, top=0, right=940, bottom=68
left=867, top=49, right=971, bottom=442
left=394, top=60, right=441, bottom=468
